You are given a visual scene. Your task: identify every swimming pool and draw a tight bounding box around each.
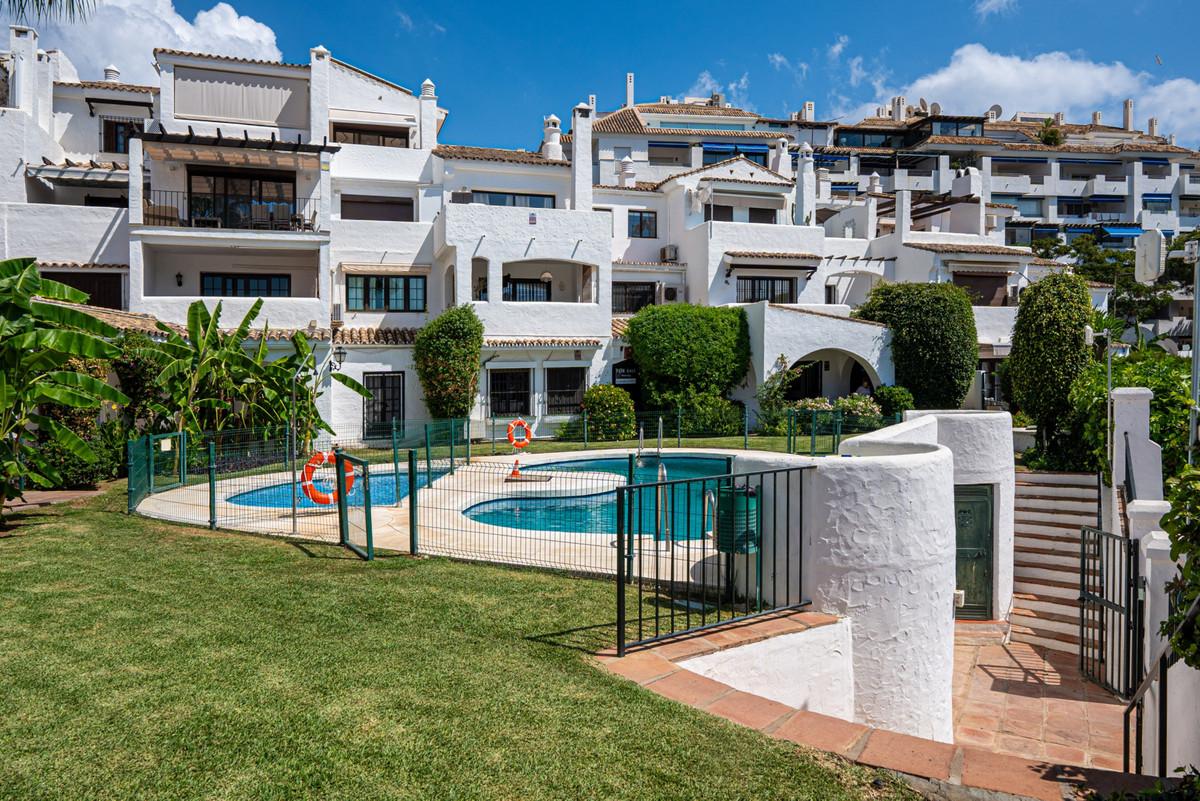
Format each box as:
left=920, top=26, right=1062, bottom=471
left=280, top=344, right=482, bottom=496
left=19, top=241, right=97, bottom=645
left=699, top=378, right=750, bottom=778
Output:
left=227, top=468, right=439, bottom=509
left=464, top=454, right=732, bottom=537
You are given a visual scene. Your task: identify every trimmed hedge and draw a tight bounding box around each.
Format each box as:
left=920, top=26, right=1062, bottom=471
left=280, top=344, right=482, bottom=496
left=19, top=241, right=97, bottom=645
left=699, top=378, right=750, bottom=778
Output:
left=625, top=304, right=750, bottom=408
left=1010, top=272, right=1092, bottom=451
left=580, top=384, right=636, bottom=441
left=872, top=385, right=914, bottom=418
left=854, top=283, right=978, bottom=409
left=414, top=305, right=484, bottom=419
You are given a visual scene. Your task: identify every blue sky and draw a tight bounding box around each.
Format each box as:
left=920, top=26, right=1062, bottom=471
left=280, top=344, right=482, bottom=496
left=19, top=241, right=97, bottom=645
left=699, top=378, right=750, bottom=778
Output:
left=13, top=0, right=1200, bottom=147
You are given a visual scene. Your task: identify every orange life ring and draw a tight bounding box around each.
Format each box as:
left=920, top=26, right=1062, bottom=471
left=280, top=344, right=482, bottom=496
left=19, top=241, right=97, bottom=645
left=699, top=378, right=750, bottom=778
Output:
left=300, top=451, right=356, bottom=505
left=506, top=418, right=532, bottom=449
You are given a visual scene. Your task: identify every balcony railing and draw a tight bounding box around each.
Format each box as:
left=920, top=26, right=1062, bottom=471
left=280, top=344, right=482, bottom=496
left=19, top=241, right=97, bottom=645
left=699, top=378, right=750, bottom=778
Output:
left=142, top=190, right=320, bottom=232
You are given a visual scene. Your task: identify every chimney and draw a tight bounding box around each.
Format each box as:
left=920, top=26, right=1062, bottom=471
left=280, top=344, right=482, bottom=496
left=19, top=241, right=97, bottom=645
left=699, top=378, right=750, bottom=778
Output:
left=1054, top=112, right=1064, bottom=125
left=1091, top=110, right=1102, bottom=126
left=793, top=142, right=816, bottom=226
left=985, top=109, right=997, bottom=122
left=625, top=72, right=634, bottom=108
left=771, top=137, right=792, bottom=180
left=418, top=78, right=438, bottom=149
left=541, top=114, right=563, bottom=161
left=896, top=188, right=912, bottom=240
left=816, top=167, right=831, bottom=203
left=868, top=172, right=881, bottom=194
left=1148, top=117, right=1159, bottom=137
left=801, top=100, right=815, bottom=122
left=1169, top=134, right=1177, bottom=146
left=892, top=95, right=906, bottom=121
left=1123, top=99, right=1134, bottom=131
left=587, top=93, right=595, bottom=109
left=571, top=102, right=593, bottom=211
left=617, top=155, right=636, bottom=188
left=103, top=64, right=120, bottom=82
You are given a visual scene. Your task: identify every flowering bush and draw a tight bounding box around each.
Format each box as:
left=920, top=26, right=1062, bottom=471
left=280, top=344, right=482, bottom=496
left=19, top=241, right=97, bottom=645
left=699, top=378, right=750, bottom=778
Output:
left=580, top=384, right=636, bottom=441
left=834, top=394, right=883, bottom=418
left=792, top=397, right=833, bottom=412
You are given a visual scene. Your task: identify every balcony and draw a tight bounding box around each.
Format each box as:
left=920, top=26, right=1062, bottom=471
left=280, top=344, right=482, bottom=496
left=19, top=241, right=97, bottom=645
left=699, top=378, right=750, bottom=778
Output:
left=1086, top=177, right=1129, bottom=196
left=330, top=144, right=433, bottom=183
left=1056, top=178, right=1087, bottom=197
left=142, top=190, right=321, bottom=232
left=990, top=174, right=1031, bottom=194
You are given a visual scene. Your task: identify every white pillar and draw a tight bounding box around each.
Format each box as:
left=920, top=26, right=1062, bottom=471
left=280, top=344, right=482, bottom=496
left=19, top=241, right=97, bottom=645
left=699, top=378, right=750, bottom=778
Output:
left=1112, top=387, right=1164, bottom=501
left=793, top=142, right=815, bottom=226
left=127, top=137, right=143, bottom=224
left=419, top=79, right=438, bottom=150
left=896, top=188, right=912, bottom=239
left=571, top=103, right=593, bottom=212
left=308, top=45, right=331, bottom=144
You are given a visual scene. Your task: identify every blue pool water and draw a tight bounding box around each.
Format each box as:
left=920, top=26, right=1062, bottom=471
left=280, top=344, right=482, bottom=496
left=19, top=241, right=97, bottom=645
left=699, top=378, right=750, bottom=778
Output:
left=227, top=469, right=439, bottom=509
left=465, top=454, right=732, bottom=537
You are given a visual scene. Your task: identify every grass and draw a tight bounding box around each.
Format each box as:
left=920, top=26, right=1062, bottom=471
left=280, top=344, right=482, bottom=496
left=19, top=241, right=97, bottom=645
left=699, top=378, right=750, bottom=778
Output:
left=0, top=486, right=916, bottom=801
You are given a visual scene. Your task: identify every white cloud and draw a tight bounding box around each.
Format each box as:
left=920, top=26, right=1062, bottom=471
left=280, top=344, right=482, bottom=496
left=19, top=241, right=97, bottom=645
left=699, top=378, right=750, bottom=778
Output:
left=848, top=56, right=866, bottom=87
left=973, top=0, right=1017, bottom=19
left=768, top=53, right=808, bottom=83
left=835, top=43, right=1200, bottom=144
left=395, top=10, right=414, bottom=31
left=827, top=35, right=849, bottom=61
left=5, top=0, right=281, bottom=84
left=679, top=70, right=755, bottom=111
left=768, top=53, right=789, bottom=71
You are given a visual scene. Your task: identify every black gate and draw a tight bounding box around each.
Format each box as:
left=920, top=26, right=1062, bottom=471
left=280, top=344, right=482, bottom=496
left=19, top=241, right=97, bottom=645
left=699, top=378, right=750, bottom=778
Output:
left=1079, top=526, right=1144, bottom=698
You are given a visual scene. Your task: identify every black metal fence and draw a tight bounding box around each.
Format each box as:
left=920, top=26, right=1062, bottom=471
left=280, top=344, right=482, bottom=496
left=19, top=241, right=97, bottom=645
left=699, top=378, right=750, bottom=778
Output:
left=1079, top=526, right=1144, bottom=699
left=142, top=189, right=320, bottom=231
left=616, top=465, right=813, bottom=655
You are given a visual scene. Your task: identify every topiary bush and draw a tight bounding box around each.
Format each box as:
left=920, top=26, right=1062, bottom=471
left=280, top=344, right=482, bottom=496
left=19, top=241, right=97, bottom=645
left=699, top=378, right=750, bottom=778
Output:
left=580, top=384, right=635, bottom=441
left=414, top=305, right=484, bottom=419
left=854, top=283, right=978, bottom=409
left=871, top=385, right=913, bottom=418
left=1009, top=272, right=1093, bottom=453
left=626, top=304, right=750, bottom=409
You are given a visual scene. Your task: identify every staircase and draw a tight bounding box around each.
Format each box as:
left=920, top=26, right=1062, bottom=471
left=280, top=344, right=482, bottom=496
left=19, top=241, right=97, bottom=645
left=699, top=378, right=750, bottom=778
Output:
left=1011, top=471, right=1098, bottom=654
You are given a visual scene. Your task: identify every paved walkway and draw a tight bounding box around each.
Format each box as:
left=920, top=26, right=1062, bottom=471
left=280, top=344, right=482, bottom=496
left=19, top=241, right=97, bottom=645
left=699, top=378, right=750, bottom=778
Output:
left=596, top=611, right=1153, bottom=801
left=954, top=639, right=1126, bottom=770
left=3, top=488, right=103, bottom=511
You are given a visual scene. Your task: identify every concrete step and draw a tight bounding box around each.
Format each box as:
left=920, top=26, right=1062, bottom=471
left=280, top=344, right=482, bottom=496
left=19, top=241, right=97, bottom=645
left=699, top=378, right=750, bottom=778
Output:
left=1011, top=545, right=1079, bottom=568
left=1010, top=623, right=1080, bottom=654
left=1014, top=560, right=1090, bottom=583
left=1016, top=471, right=1096, bottom=487
left=1016, top=508, right=1097, bottom=527
left=1015, top=495, right=1099, bottom=514
left=1015, top=525, right=1085, bottom=544
left=1011, top=606, right=1092, bottom=637
left=1015, top=483, right=1099, bottom=501
left=1012, top=592, right=1080, bottom=619
left=1014, top=575, right=1080, bottom=600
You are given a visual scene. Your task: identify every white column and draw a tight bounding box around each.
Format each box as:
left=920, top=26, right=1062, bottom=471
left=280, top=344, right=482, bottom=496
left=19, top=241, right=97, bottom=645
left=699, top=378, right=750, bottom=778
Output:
left=127, top=138, right=144, bottom=224
left=308, top=45, right=331, bottom=144
left=419, top=79, right=438, bottom=150
left=571, top=103, right=593, bottom=212
left=793, top=142, right=816, bottom=226
left=1112, top=387, right=1164, bottom=501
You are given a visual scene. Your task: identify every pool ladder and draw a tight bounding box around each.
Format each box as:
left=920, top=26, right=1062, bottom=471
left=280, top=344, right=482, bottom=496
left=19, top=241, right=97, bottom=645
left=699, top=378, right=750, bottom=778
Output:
left=635, top=418, right=665, bottom=458
left=656, top=461, right=671, bottom=547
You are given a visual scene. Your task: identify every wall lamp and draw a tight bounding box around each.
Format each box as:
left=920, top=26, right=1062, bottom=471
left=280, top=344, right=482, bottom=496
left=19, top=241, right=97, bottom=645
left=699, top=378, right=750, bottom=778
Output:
left=332, top=345, right=347, bottom=371
left=175, top=271, right=183, bottom=288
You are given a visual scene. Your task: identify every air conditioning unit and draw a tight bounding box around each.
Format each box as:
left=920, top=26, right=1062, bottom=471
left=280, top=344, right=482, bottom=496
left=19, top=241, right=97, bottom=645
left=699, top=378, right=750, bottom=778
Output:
left=660, top=245, right=678, bottom=262
left=450, top=191, right=473, bottom=204
left=1007, top=285, right=1020, bottom=304
left=332, top=303, right=343, bottom=324
left=664, top=287, right=678, bottom=302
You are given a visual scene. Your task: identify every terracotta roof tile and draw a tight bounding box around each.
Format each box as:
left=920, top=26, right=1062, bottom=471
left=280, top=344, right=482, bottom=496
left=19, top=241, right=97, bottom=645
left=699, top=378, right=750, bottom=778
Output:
left=905, top=242, right=1033, bottom=256
left=594, top=181, right=660, bottom=192
left=918, top=135, right=1002, bottom=146
left=241, top=327, right=332, bottom=342
left=699, top=176, right=793, bottom=187
left=153, top=48, right=308, bottom=69
left=55, top=80, right=158, bottom=94
left=653, top=156, right=792, bottom=189
left=36, top=299, right=181, bottom=337
left=770, top=304, right=889, bottom=327
left=726, top=251, right=821, bottom=260
left=592, top=106, right=784, bottom=139
left=332, top=327, right=417, bottom=345
left=483, top=336, right=604, bottom=348
left=634, top=102, right=759, bottom=118
left=611, top=317, right=631, bottom=338
left=433, top=144, right=569, bottom=167
left=31, top=160, right=127, bottom=171
left=612, top=259, right=686, bottom=269
left=38, top=261, right=128, bottom=270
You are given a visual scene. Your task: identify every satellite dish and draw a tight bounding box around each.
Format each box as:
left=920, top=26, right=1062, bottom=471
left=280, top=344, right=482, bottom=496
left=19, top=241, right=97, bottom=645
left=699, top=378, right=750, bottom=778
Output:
left=930, top=102, right=942, bottom=116
left=988, top=103, right=1003, bottom=119
left=918, top=98, right=928, bottom=112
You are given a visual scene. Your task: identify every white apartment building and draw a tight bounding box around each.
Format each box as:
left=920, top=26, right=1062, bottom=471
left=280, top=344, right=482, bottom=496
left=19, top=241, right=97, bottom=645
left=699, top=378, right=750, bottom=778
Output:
left=3, top=28, right=1151, bottom=438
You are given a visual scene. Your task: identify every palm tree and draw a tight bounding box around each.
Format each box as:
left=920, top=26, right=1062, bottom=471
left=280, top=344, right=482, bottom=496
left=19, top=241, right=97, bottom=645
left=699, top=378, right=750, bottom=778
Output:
left=4, top=0, right=94, bottom=22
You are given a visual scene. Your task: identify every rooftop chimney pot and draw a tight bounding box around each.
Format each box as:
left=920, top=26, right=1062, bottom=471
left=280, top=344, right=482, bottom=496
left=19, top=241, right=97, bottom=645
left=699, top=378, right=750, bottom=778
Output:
left=103, top=64, right=120, bottom=82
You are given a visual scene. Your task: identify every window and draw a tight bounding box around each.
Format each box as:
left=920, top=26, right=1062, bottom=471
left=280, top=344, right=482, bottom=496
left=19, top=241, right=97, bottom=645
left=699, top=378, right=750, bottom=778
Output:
left=84, top=194, right=128, bottom=208
left=471, top=191, right=555, bottom=208
left=331, top=123, right=409, bottom=148
left=101, top=117, right=142, bottom=154
left=613, top=282, right=656, bottom=314
left=1059, top=198, right=1090, bottom=217
left=931, top=120, right=982, bottom=137
left=187, top=168, right=296, bottom=229
left=648, top=143, right=689, bottom=165
left=702, top=144, right=767, bottom=166
left=346, top=275, right=427, bottom=312
left=489, top=369, right=530, bottom=416
left=341, top=195, right=415, bottom=222
left=545, top=367, right=587, bottom=414
left=628, top=210, right=658, bottom=238
left=1005, top=227, right=1033, bottom=247
left=704, top=204, right=733, bottom=222
left=748, top=207, right=776, bottom=224
left=736, top=276, right=796, bottom=303
left=952, top=273, right=1009, bottom=307
left=362, top=372, right=404, bottom=440
left=824, top=284, right=838, bottom=305
left=174, top=66, right=308, bottom=128
left=502, top=277, right=550, bottom=302
left=200, top=273, right=291, bottom=298
left=1143, top=196, right=1173, bottom=213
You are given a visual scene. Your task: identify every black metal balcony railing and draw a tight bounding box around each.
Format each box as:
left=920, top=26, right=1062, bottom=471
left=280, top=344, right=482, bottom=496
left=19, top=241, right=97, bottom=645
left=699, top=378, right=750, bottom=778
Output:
left=142, top=190, right=320, bottom=232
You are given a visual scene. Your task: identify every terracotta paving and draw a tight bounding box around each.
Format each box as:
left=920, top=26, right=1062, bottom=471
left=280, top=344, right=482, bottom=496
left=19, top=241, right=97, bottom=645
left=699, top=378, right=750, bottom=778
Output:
left=953, top=639, right=1127, bottom=770
left=596, top=610, right=1157, bottom=801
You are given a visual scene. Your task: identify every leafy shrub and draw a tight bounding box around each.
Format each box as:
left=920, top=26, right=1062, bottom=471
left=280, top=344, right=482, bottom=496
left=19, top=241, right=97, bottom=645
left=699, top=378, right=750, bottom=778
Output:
left=111, top=331, right=166, bottom=432
left=679, top=390, right=743, bottom=437
left=1161, top=470, right=1200, bottom=671
left=871, top=386, right=913, bottom=418
left=1011, top=410, right=1034, bottom=428
left=854, top=283, right=978, bottom=409
left=37, top=419, right=124, bottom=488
left=755, top=355, right=799, bottom=435
left=580, top=385, right=635, bottom=441
left=1010, top=272, right=1093, bottom=453
left=834, top=394, right=882, bottom=418
left=414, top=305, right=484, bottom=419
left=626, top=304, right=750, bottom=408
left=995, top=358, right=1018, bottom=415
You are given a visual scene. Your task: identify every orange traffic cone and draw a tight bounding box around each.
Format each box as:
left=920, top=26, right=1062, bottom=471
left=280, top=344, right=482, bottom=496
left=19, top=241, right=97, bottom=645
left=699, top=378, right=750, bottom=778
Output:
left=510, top=459, right=521, bottom=478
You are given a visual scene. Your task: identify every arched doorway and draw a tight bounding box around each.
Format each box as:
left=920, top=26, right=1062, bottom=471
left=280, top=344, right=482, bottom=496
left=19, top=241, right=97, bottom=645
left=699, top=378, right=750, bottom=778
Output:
left=785, top=349, right=880, bottom=400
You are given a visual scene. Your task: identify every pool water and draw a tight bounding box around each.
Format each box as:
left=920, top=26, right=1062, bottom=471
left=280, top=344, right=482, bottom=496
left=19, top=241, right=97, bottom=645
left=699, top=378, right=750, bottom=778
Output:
left=465, top=454, right=732, bottom=537
left=227, top=468, right=439, bottom=509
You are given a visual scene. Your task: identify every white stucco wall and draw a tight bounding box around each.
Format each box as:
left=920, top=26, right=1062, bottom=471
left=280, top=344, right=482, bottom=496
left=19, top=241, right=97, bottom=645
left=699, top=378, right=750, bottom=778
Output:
left=906, top=409, right=1016, bottom=620
left=683, top=618, right=855, bottom=721
left=0, top=202, right=127, bottom=263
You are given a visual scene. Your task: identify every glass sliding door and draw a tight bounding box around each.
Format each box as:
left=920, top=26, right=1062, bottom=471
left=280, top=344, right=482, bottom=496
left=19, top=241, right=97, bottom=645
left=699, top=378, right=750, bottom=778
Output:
left=187, top=169, right=296, bottom=229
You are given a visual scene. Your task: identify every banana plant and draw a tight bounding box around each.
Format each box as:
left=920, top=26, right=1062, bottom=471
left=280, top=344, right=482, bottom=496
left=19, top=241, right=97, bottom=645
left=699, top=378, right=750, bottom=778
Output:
left=0, top=257, right=130, bottom=523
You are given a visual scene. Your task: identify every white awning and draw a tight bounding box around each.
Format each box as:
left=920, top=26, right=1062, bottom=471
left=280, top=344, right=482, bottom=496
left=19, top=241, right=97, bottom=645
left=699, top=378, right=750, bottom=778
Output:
left=340, top=262, right=430, bottom=274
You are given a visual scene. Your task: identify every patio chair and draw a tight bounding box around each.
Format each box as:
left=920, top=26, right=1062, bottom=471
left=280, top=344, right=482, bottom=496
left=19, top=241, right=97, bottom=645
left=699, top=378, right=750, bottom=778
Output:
left=251, top=203, right=271, bottom=230
left=301, top=208, right=318, bottom=232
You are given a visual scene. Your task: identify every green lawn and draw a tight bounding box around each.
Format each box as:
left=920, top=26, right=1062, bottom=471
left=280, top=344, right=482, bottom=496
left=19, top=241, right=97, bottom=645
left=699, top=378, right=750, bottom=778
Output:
left=0, top=486, right=915, bottom=801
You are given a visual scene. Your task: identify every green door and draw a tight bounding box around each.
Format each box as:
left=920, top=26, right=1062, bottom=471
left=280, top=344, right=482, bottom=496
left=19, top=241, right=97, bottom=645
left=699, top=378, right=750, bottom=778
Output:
left=954, top=484, right=994, bottom=620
